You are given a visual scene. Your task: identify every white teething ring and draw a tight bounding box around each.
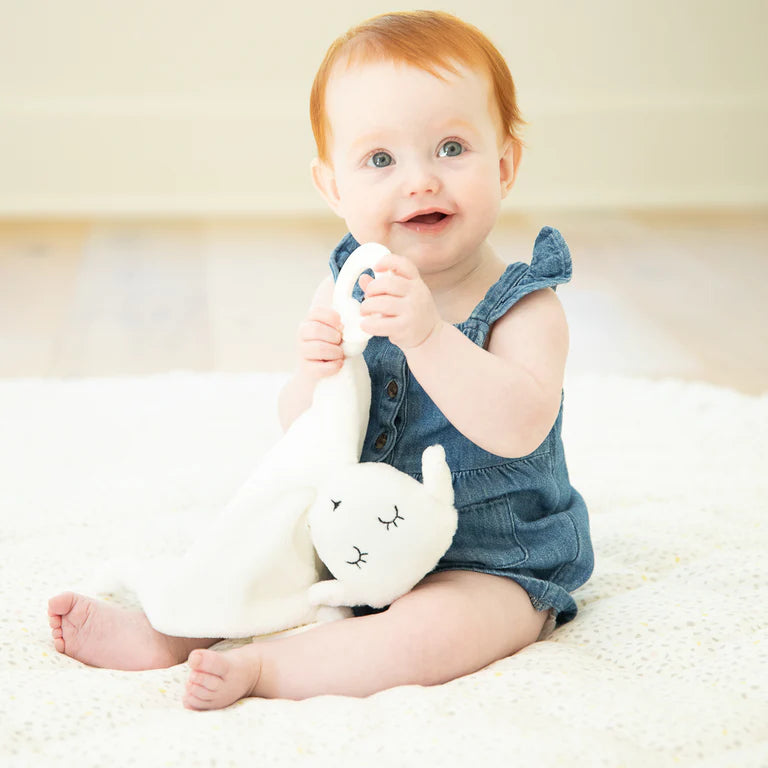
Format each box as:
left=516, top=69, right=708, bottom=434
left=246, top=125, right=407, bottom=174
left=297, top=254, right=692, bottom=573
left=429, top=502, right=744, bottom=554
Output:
left=332, top=242, right=390, bottom=356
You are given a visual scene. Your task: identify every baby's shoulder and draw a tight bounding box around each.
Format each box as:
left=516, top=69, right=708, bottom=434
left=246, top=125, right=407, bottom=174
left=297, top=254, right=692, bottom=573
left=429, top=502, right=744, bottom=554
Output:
left=487, top=287, right=568, bottom=369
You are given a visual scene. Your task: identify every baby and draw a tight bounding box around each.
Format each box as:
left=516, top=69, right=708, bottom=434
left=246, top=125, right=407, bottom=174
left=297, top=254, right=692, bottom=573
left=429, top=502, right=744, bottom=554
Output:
left=48, top=10, right=593, bottom=709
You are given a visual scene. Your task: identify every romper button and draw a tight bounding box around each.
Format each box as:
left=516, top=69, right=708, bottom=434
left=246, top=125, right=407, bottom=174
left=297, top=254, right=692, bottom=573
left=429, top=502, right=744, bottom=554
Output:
left=374, top=432, right=388, bottom=450
left=386, top=380, right=398, bottom=398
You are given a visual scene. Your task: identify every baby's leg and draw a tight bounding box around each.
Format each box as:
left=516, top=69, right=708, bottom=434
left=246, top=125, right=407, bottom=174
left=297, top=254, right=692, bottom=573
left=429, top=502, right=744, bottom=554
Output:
left=47, top=592, right=219, bottom=670
left=183, top=570, right=547, bottom=709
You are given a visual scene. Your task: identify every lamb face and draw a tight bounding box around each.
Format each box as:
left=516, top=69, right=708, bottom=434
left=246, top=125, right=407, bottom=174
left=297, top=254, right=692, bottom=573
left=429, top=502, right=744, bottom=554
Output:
left=307, top=446, right=457, bottom=607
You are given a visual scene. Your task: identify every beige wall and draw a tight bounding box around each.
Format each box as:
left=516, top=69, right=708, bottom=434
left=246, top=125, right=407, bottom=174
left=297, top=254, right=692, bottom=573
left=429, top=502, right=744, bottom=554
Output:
left=1, top=0, right=766, bottom=216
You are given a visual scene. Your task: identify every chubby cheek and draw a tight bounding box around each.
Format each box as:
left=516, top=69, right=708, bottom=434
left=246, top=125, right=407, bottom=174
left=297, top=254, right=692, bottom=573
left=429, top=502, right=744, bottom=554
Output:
left=345, top=209, right=392, bottom=248
left=467, top=171, right=502, bottom=223
left=338, top=184, right=395, bottom=245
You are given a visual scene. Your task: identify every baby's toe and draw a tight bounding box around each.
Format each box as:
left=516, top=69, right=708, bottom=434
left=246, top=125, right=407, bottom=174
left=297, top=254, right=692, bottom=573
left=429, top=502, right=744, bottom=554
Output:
left=48, top=592, right=76, bottom=617
left=185, top=680, right=215, bottom=700
left=49, top=614, right=62, bottom=629
left=183, top=687, right=216, bottom=710
left=188, top=648, right=229, bottom=678
left=188, top=670, right=222, bottom=693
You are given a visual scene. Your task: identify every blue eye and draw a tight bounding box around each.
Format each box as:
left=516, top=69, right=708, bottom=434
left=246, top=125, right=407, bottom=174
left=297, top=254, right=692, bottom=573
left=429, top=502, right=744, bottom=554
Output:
left=367, top=151, right=393, bottom=168
left=438, top=140, right=464, bottom=157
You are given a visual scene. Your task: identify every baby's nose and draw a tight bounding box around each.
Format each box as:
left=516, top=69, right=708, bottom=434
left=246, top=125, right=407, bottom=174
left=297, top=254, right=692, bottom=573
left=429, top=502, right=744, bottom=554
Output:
left=401, top=161, right=441, bottom=196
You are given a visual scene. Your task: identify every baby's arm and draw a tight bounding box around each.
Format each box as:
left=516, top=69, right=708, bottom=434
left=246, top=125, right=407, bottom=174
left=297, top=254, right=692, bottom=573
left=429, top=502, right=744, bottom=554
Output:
left=277, top=276, right=344, bottom=431
left=407, top=293, right=567, bottom=457
left=359, top=254, right=568, bottom=458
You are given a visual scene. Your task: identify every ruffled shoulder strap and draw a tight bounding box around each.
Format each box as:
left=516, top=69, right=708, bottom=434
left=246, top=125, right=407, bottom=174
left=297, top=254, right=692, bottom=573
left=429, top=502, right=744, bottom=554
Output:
left=459, top=226, right=572, bottom=346
left=329, top=233, right=366, bottom=299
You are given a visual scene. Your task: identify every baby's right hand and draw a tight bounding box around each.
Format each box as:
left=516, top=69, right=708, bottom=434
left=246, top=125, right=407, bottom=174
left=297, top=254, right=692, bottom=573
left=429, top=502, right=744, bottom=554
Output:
left=296, top=304, right=345, bottom=380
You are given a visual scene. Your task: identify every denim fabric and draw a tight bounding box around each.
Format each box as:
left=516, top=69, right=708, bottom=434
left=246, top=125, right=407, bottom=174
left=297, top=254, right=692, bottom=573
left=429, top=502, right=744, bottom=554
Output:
left=330, top=226, right=593, bottom=624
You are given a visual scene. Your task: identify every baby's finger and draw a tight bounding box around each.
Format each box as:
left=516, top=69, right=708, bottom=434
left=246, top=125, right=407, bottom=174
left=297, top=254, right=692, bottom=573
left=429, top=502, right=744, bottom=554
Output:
left=307, top=304, right=343, bottom=330
left=299, top=358, right=344, bottom=380
left=301, top=340, right=344, bottom=361
left=298, top=321, right=342, bottom=345
left=359, top=294, right=401, bottom=318
left=313, top=359, right=344, bottom=377
left=358, top=273, right=373, bottom=292
left=362, top=272, right=408, bottom=299
left=373, top=252, right=418, bottom=278
left=360, top=313, right=400, bottom=338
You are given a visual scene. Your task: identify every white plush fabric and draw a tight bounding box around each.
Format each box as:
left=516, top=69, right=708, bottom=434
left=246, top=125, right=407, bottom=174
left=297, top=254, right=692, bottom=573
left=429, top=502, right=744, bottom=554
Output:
left=1, top=372, right=766, bottom=766
left=94, top=241, right=457, bottom=637
left=308, top=444, right=456, bottom=609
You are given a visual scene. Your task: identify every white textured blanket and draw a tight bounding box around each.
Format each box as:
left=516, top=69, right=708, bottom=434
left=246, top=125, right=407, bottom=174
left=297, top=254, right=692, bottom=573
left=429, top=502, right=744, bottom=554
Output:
left=1, top=372, right=766, bottom=767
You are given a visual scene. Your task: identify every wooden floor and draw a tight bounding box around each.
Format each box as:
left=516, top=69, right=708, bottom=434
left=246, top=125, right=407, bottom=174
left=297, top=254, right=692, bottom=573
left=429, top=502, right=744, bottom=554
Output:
left=0, top=210, right=766, bottom=394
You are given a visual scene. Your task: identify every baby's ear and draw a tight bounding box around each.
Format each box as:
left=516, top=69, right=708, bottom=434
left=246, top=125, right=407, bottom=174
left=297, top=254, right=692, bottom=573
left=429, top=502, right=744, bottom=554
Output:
left=499, top=136, right=521, bottom=199
left=311, top=158, right=344, bottom=217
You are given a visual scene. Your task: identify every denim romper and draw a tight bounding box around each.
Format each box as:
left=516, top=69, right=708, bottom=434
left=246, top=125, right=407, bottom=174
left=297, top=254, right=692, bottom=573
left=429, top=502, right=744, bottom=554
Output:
left=329, top=226, right=594, bottom=625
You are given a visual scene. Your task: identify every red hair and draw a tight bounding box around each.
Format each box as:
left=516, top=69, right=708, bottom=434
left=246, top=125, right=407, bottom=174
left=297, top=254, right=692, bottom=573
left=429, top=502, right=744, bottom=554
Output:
left=310, top=10, right=524, bottom=163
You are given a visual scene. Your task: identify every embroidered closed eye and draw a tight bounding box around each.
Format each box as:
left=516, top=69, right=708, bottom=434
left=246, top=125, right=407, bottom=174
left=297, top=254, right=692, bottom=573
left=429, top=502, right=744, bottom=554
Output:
left=331, top=499, right=341, bottom=511
left=346, top=546, right=368, bottom=568
left=378, top=505, right=404, bottom=531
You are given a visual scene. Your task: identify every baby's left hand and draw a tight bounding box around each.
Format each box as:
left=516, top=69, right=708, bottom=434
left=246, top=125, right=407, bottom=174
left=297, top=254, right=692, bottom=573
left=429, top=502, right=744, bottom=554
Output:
left=358, top=252, right=442, bottom=351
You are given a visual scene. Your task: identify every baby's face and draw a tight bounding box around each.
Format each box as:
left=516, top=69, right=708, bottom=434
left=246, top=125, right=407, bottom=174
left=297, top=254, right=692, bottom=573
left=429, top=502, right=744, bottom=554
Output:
left=316, top=60, right=517, bottom=277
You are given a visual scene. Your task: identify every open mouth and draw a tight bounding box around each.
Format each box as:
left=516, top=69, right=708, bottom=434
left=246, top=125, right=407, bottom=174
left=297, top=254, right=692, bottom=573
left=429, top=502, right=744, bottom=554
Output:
left=407, top=212, right=448, bottom=225
left=399, top=210, right=453, bottom=232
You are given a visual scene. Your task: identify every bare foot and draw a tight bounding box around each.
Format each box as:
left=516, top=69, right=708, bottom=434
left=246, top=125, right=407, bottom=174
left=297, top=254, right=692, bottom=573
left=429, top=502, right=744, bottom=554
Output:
left=183, top=645, right=263, bottom=710
left=47, top=592, right=214, bottom=671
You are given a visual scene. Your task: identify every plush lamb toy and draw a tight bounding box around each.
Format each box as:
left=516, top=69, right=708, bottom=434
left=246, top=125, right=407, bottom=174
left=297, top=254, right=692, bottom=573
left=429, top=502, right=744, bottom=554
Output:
left=308, top=445, right=456, bottom=609
left=96, top=243, right=458, bottom=639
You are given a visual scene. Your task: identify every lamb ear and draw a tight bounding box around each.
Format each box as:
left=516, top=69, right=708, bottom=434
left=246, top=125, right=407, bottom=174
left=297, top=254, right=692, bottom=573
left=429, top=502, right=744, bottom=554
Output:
left=420, top=445, right=454, bottom=507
